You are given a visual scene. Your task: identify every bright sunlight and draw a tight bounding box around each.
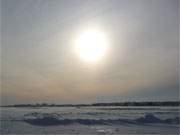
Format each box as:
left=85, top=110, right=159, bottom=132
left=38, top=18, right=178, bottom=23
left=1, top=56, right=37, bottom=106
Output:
left=74, top=29, right=109, bottom=63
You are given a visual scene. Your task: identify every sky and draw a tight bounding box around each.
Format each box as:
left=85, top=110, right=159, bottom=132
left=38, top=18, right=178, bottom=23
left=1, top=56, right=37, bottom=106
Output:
left=1, top=0, right=179, bottom=105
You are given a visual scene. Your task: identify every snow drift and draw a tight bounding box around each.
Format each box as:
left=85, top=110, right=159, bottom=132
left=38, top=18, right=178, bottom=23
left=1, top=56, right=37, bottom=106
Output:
left=23, top=112, right=180, bottom=126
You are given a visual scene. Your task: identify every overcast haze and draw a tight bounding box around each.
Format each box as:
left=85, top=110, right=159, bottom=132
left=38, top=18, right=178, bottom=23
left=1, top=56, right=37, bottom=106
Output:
left=1, top=0, right=179, bottom=105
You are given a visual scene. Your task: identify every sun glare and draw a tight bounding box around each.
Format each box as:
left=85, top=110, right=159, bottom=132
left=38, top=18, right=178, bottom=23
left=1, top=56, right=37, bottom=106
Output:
left=74, top=29, right=109, bottom=63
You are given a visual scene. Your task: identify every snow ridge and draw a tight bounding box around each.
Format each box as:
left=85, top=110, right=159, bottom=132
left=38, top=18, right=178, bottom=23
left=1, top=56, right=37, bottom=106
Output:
left=23, top=113, right=180, bottom=126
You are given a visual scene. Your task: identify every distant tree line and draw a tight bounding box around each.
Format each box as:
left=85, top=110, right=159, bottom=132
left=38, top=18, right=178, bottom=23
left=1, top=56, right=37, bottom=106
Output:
left=1, top=101, right=180, bottom=107
left=91, top=101, right=180, bottom=106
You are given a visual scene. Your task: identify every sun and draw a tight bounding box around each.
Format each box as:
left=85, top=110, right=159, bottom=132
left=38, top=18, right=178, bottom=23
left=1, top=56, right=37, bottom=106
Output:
left=74, top=29, right=109, bottom=62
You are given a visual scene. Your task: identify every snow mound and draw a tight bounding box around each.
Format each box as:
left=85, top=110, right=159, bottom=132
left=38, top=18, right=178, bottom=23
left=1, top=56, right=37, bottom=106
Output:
left=24, top=113, right=64, bottom=126
left=135, top=114, right=180, bottom=124
left=23, top=112, right=180, bottom=126
left=135, top=113, right=162, bottom=123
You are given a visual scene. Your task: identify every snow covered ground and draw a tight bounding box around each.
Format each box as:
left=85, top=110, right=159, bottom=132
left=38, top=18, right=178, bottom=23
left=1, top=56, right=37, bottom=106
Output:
left=0, top=106, right=179, bottom=135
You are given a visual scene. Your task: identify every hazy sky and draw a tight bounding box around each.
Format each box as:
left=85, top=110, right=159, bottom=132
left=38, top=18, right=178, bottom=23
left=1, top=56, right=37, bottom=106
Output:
left=1, top=0, right=179, bottom=105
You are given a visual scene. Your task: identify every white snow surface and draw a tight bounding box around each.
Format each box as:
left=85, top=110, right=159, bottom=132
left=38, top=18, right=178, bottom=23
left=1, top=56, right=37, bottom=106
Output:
left=0, top=106, right=180, bottom=135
